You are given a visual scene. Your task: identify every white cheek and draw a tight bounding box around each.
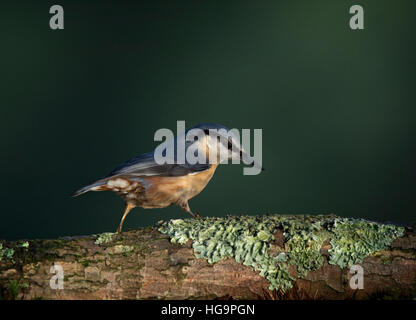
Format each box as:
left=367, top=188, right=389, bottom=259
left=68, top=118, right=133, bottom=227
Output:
left=231, top=151, right=241, bottom=162
left=206, top=136, right=217, bottom=149
left=219, top=144, right=230, bottom=160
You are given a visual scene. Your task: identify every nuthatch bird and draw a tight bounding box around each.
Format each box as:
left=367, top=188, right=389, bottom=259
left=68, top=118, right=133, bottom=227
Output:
left=73, top=123, right=263, bottom=233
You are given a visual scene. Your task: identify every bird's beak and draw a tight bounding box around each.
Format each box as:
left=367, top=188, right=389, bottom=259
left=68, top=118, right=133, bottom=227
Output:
left=240, top=150, right=264, bottom=171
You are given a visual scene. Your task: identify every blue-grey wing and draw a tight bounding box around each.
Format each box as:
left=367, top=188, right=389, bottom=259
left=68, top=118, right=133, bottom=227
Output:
left=105, top=151, right=211, bottom=178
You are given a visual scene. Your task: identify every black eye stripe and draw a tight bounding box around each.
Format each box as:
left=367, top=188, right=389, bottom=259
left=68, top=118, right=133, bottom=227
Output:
left=203, top=130, right=235, bottom=150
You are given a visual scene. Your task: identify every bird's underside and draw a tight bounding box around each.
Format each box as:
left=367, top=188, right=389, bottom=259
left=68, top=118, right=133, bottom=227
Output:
left=73, top=161, right=218, bottom=233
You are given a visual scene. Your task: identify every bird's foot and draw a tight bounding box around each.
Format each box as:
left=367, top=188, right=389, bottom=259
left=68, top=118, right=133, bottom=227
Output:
left=194, top=212, right=201, bottom=218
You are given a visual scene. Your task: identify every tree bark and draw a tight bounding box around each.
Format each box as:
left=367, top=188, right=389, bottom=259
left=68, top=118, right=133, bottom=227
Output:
left=0, top=218, right=415, bottom=300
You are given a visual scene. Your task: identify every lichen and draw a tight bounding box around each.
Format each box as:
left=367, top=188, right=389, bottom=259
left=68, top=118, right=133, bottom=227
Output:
left=158, top=215, right=405, bottom=292
left=108, top=245, right=134, bottom=255
left=95, top=232, right=115, bottom=245
left=17, top=241, right=29, bottom=249
left=328, top=218, right=405, bottom=268
left=0, top=243, right=15, bottom=262
left=286, top=229, right=330, bottom=278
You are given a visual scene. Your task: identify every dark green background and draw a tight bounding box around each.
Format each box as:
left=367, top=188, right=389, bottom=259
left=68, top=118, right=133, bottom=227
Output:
left=1, top=1, right=415, bottom=240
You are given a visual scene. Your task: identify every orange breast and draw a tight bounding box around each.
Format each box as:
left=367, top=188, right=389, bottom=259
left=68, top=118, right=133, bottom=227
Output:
left=139, top=164, right=218, bottom=208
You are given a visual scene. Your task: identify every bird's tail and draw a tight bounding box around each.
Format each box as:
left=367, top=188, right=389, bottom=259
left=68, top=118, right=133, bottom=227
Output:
left=71, top=179, right=108, bottom=197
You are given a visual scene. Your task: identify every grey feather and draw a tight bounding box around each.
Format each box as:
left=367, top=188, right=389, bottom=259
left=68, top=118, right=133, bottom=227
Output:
left=106, top=150, right=211, bottom=178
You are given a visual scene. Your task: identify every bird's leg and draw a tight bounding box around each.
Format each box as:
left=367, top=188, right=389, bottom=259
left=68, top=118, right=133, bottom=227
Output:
left=179, top=202, right=195, bottom=218
left=179, top=201, right=200, bottom=219
left=116, top=203, right=135, bottom=234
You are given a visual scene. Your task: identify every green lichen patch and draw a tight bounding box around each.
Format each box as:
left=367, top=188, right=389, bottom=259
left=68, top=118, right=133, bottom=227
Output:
left=328, top=218, right=405, bottom=268
left=17, top=241, right=29, bottom=249
left=95, top=232, right=115, bottom=245
left=107, top=245, right=135, bottom=255
left=0, top=243, right=15, bottom=262
left=287, top=229, right=330, bottom=278
left=158, top=215, right=405, bottom=292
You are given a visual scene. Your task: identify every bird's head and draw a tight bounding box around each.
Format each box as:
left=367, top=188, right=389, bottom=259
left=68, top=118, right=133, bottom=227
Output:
left=187, top=123, right=264, bottom=171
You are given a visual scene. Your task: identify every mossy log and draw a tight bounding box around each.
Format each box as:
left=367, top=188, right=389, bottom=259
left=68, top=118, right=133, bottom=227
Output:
left=0, top=215, right=415, bottom=300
